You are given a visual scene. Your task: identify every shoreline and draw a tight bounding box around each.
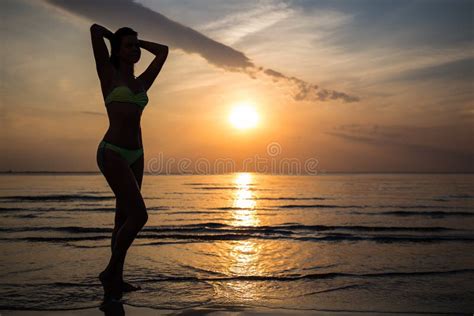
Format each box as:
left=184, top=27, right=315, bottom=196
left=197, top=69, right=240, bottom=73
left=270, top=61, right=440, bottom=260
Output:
left=0, top=304, right=454, bottom=316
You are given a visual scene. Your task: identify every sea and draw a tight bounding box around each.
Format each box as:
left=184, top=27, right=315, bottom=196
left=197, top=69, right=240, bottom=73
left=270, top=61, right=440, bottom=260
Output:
left=0, top=173, right=473, bottom=314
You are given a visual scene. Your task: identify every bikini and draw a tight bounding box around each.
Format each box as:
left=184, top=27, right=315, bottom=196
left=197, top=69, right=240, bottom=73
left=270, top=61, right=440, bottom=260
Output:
left=96, top=82, right=149, bottom=171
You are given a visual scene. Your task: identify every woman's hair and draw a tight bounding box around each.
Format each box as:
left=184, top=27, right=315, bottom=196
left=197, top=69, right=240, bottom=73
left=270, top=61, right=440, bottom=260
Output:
left=110, top=27, right=138, bottom=70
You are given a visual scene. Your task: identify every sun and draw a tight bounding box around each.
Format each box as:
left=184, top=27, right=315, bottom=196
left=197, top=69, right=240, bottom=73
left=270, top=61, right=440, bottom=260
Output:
left=229, top=103, right=259, bottom=130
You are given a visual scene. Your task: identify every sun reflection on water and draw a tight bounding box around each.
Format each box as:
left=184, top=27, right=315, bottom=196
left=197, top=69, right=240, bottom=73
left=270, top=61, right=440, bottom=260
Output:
left=231, top=172, right=259, bottom=226
left=222, top=173, right=266, bottom=302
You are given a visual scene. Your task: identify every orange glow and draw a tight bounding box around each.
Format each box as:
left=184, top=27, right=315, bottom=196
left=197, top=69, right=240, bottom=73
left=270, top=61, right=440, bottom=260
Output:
left=229, top=102, right=259, bottom=130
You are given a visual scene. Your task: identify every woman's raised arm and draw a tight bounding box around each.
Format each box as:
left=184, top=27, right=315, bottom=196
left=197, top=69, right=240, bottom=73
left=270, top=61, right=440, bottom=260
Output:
left=90, top=24, right=115, bottom=83
left=137, top=39, right=169, bottom=91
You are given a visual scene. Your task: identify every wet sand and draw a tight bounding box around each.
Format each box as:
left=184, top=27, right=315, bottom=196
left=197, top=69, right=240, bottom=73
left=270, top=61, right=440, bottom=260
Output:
left=0, top=304, right=446, bottom=316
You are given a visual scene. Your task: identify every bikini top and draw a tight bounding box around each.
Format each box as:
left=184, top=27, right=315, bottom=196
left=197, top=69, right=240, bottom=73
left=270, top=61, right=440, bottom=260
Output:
left=105, top=82, right=149, bottom=109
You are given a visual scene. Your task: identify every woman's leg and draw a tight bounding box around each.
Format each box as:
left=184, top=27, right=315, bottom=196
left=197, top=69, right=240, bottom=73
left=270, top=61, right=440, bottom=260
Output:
left=104, top=198, right=147, bottom=278
left=130, top=153, right=144, bottom=189
left=111, top=199, right=126, bottom=254
left=110, top=200, right=127, bottom=282
left=99, top=143, right=124, bottom=255
left=98, top=148, right=148, bottom=298
left=111, top=153, right=144, bottom=281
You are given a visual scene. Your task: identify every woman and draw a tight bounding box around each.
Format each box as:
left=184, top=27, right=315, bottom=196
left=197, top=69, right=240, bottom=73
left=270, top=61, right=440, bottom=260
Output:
left=90, top=23, right=168, bottom=301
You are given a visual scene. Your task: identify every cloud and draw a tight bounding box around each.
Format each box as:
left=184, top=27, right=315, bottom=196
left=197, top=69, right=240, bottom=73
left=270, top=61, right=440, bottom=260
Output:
left=325, top=123, right=474, bottom=167
left=197, top=0, right=294, bottom=46
left=385, top=57, right=474, bottom=83
left=41, top=0, right=359, bottom=103
left=263, top=68, right=359, bottom=102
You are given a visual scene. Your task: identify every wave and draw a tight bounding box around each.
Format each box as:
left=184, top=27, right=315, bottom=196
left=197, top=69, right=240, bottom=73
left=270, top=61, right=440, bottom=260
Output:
left=295, top=234, right=474, bottom=243
left=184, top=182, right=249, bottom=186
left=279, top=204, right=364, bottom=209
left=433, top=194, right=474, bottom=201
left=3, top=234, right=472, bottom=244
left=0, top=222, right=461, bottom=233
left=0, top=204, right=422, bottom=213
left=275, top=224, right=458, bottom=232
left=0, top=194, right=115, bottom=201
left=149, top=268, right=474, bottom=281
left=210, top=206, right=274, bottom=210
left=353, top=210, right=474, bottom=217
left=0, top=206, right=170, bottom=212
left=0, top=194, right=163, bottom=202
left=164, top=192, right=214, bottom=195
left=255, top=197, right=327, bottom=201
left=137, top=268, right=474, bottom=281
left=166, top=210, right=228, bottom=214
left=80, top=191, right=109, bottom=194
left=192, top=186, right=271, bottom=191
left=277, top=204, right=469, bottom=209
left=2, top=213, right=40, bottom=218
left=66, top=240, right=196, bottom=248
left=3, top=269, right=472, bottom=287
left=1, top=222, right=472, bottom=244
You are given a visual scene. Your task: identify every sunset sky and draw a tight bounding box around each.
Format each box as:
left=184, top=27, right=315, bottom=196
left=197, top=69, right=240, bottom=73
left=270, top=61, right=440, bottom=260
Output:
left=1, top=0, right=473, bottom=173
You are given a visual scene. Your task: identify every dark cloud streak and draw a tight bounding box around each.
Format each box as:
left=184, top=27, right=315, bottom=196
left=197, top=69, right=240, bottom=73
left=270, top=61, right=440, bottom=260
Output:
left=42, top=0, right=359, bottom=103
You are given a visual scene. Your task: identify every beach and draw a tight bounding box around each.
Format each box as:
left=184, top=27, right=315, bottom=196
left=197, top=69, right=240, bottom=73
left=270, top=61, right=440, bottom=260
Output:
left=1, top=304, right=455, bottom=316
left=1, top=173, right=473, bottom=314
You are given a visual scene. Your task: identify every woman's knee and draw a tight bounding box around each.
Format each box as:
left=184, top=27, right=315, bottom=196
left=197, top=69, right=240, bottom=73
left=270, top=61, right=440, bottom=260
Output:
left=136, top=204, right=148, bottom=224
left=129, top=210, right=148, bottom=229
left=114, top=209, right=127, bottom=227
left=123, top=199, right=148, bottom=226
left=139, top=211, right=148, bottom=226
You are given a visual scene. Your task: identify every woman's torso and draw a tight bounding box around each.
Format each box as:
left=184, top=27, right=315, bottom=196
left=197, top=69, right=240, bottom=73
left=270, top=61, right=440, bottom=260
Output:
left=100, top=70, right=146, bottom=149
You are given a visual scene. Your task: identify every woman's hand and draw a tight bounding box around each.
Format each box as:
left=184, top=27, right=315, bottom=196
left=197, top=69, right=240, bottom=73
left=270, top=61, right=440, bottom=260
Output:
left=90, top=23, right=114, bottom=40
left=138, top=39, right=169, bottom=56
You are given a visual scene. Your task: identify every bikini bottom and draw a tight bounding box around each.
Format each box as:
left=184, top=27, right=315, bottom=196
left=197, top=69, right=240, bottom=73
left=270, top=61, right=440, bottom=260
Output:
left=96, top=139, right=143, bottom=173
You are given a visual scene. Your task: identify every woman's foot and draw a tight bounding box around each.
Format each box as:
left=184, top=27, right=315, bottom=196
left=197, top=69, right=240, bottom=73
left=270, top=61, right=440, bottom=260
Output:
left=121, top=280, right=141, bottom=292
left=99, top=270, right=123, bottom=301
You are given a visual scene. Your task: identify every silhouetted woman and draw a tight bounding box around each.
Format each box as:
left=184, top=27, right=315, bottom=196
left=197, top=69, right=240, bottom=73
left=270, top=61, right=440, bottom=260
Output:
left=90, top=23, right=168, bottom=301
